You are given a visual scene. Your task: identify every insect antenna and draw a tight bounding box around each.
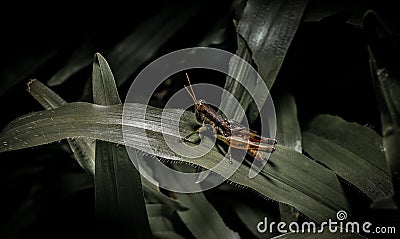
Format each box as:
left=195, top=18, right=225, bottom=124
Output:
left=184, top=73, right=198, bottom=103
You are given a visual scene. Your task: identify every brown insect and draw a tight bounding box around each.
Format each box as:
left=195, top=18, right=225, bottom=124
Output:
left=183, top=73, right=277, bottom=162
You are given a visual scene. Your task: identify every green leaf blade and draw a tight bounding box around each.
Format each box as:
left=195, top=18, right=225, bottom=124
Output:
left=0, top=103, right=350, bottom=223
left=364, top=10, right=400, bottom=206
left=92, top=53, right=121, bottom=105
left=95, top=141, right=153, bottom=239
left=302, top=115, right=393, bottom=201
left=275, top=93, right=302, bottom=225
left=91, top=54, right=153, bottom=238
left=236, top=0, right=308, bottom=89
left=27, top=79, right=95, bottom=176
left=221, top=0, right=308, bottom=123
left=147, top=204, right=188, bottom=239
left=275, top=93, right=302, bottom=152
left=175, top=192, right=240, bottom=239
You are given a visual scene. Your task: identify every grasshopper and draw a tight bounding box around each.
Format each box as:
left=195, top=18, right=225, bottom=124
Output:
left=183, top=73, right=277, bottom=162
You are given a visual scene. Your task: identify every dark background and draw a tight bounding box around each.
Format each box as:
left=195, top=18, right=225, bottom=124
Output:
left=0, top=1, right=398, bottom=238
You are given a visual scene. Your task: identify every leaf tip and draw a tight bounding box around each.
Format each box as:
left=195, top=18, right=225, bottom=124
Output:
left=94, top=52, right=106, bottom=61
left=26, top=79, right=37, bottom=92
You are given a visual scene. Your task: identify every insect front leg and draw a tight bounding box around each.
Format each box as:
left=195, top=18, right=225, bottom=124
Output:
left=182, top=123, right=213, bottom=143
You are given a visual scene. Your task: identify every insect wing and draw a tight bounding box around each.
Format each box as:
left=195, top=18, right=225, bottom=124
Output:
left=228, top=120, right=277, bottom=145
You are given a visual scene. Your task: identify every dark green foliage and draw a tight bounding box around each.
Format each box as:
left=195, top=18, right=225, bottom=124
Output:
left=1, top=1, right=399, bottom=238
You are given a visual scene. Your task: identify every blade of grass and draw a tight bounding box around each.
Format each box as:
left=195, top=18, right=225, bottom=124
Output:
left=220, top=34, right=255, bottom=122
left=364, top=10, right=400, bottom=206
left=146, top=204, right=189, bottom=239
left=47, top=42, right=96, bottom=87
left=92, top=53, right=153, bottom=238
left=0, top=102, right=350, bottom=223
left=108, top=1, right=206, bottom=87
left=236, top=0, right=308, bottom=89
left=275, top=93, right=302, bottom=226
left=152, top=163, right=240, bottom=239
left=175, top=192, right=240, bottom=239
left=302, top=1, right=365, bottom=26
left=302, top=114, right=393, bottom=201
left=228, top=198, right=279, bottom=238
left=47, top=1, right=206, bottom=88
left=95, top=141, right=153, bottom=238
left=27, top=79, right=95, bottom=176
left=30, top=74, right=186, bottom=212
left=92, top=53, right=121, bottom=105
left=275, top=93, right=302, bottom=152
left=142, top=176, right=188, bottom=212
left=220, top=0, right=308, bottom=123
left=221, top=0, right=308, bottom=123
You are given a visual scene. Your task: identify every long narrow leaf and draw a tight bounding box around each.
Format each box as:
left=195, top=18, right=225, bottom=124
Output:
left=27, top=79, right=95, bottom=175
left=275, top=93, right=302, bottom=152
left=147, top=204, right=188, bottom=239
left=0, top=102, right=350, bottom=223
left=275, top=93, right=302, bottom=225
left=92, top=53, right=121, bottom=105
left=220, top=35, right=255, bottom=123
left=175, top=192, right=240, bottom=239
left=302, top=115, right=393, bottom=201
left=47, top=2, right=206, bottom=88
left=364, top=10, right=400, bottom=206
left=95, top=141, right=153, bottom=238
left=142, top=176, right=188, bottom=211
left=221, top=0, right=308, bottom=123
left=237, top=0, right=308, bottom=89
left=108, top=1, right=206, bottom=86
left=229, top=198, right=279, bottom=239
left=47, top=42, right=96, bottom=86
left=151, top=162, right=239, bottom=238
left=92, top=53, right=153, bottom=238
